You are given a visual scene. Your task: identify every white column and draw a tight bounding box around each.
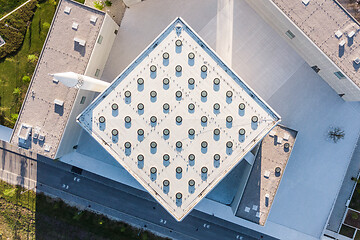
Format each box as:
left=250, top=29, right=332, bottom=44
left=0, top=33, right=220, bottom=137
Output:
left=216, top=0, right=234, bottom=66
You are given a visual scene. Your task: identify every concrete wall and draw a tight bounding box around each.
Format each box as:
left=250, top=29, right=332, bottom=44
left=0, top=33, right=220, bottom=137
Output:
left=84, top=14, right=120, bottom=79
left=244, top=0, right=360, bottom=101
left=55, top=14, right=119, bottom=158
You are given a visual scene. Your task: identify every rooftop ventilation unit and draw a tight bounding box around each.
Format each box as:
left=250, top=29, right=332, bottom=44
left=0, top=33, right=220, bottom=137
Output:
left=354, top=57, right=360, bottom=65
left=17, top=124, right=32, bottom=144
left=348, top=31, right=355, bottom=38
left=72, top=22, right=79, bottom=30
left=44, top=145, right=51, bottom=152
left=74, top=38, right=86, bottom=47
left=64, top=6, right=71, bottom=14
left=335, top=30, right=343, bottom=39
left=54, top=99, right=64, bottom=106
left=90, top=15, right=98, bottom=24
left=339, top=40, right=346, bottom=47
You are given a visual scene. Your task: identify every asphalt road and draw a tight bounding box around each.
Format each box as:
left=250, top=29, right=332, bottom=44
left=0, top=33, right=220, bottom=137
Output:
left=0, top=141, right=277, bottom=240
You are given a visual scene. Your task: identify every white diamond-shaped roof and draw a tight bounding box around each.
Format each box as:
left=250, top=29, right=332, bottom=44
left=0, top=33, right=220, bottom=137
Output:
left=77, top=18, right=280, bottom=221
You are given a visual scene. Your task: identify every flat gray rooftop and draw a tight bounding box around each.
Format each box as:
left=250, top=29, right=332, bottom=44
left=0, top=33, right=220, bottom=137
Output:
left=10, top=0, right=104, bottom=158
left=272, top=0, right=360, bottom=88
left=236, top=125, right=297, bottom=225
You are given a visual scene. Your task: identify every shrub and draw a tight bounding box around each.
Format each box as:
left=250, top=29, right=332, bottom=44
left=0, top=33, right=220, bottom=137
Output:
left=0, top=0, right=38, bottom=59
left=352, top=212, right=359, bottom=220
left=22, top=75, right=31, bottom=83
left=27, top=54, right=38, bottom=63
left=13, top=87, right=21, bottom=95
left=105, top=0, right=112, bottom=6
left=93, top=1, right=104, bottom=10
left=10, top=113, right=18, bottom=122
left=42, top=22, right=50, bottom=29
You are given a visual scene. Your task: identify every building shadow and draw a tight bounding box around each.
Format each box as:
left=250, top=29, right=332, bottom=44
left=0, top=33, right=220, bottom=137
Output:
left=74, top=42, right=86, bottom=57
left=339, top=45, right=345, bottom=58
left=54, top=104, right=64, bottom=116
left=234, top=144, right=262, bottom=224
left=353, top=61, right=360, bottom=71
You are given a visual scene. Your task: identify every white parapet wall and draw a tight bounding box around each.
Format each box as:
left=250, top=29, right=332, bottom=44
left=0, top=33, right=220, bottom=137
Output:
left=244, top=0, right=360, bottom=101
left=55, top=14, right=119, bottom=158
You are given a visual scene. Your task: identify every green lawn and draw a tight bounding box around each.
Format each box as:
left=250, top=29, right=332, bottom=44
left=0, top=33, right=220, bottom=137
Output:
left=0, top=0, right=28, bottom=18
left=0, top=0, right=57, bottom=128
left=0, top=180, right=168, bottom=239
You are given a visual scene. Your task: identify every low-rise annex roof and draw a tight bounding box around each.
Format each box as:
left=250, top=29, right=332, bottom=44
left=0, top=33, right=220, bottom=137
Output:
left=10, top=0, right=105, bottom=158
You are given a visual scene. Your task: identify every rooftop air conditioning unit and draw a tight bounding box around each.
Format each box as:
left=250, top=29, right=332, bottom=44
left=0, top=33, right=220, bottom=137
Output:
left=354, top=57, right=360, bottom=65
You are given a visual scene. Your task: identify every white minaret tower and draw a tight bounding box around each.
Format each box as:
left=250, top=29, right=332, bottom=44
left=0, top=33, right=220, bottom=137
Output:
left=50, top=72, right=110, bottom=92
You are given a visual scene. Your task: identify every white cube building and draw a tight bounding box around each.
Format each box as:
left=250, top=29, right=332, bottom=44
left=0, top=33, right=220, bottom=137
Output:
left=77, top=18, right=281, bottom=221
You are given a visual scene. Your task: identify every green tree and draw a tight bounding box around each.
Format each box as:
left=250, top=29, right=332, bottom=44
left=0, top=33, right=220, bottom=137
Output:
left=49, top=0, right=57, bottom=6
left=94, top=1, right=104, bottom=10
left=22, top=75, right=31, bottom=84
left=105, top=0, right=112, bottom=6
left=42, top=22, right=50, bottom=30
left=10, top=113, right=18, bottom=122
left=13, top=87, right=21, bottom=96
left=27, top=54, right=38, bottom=64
